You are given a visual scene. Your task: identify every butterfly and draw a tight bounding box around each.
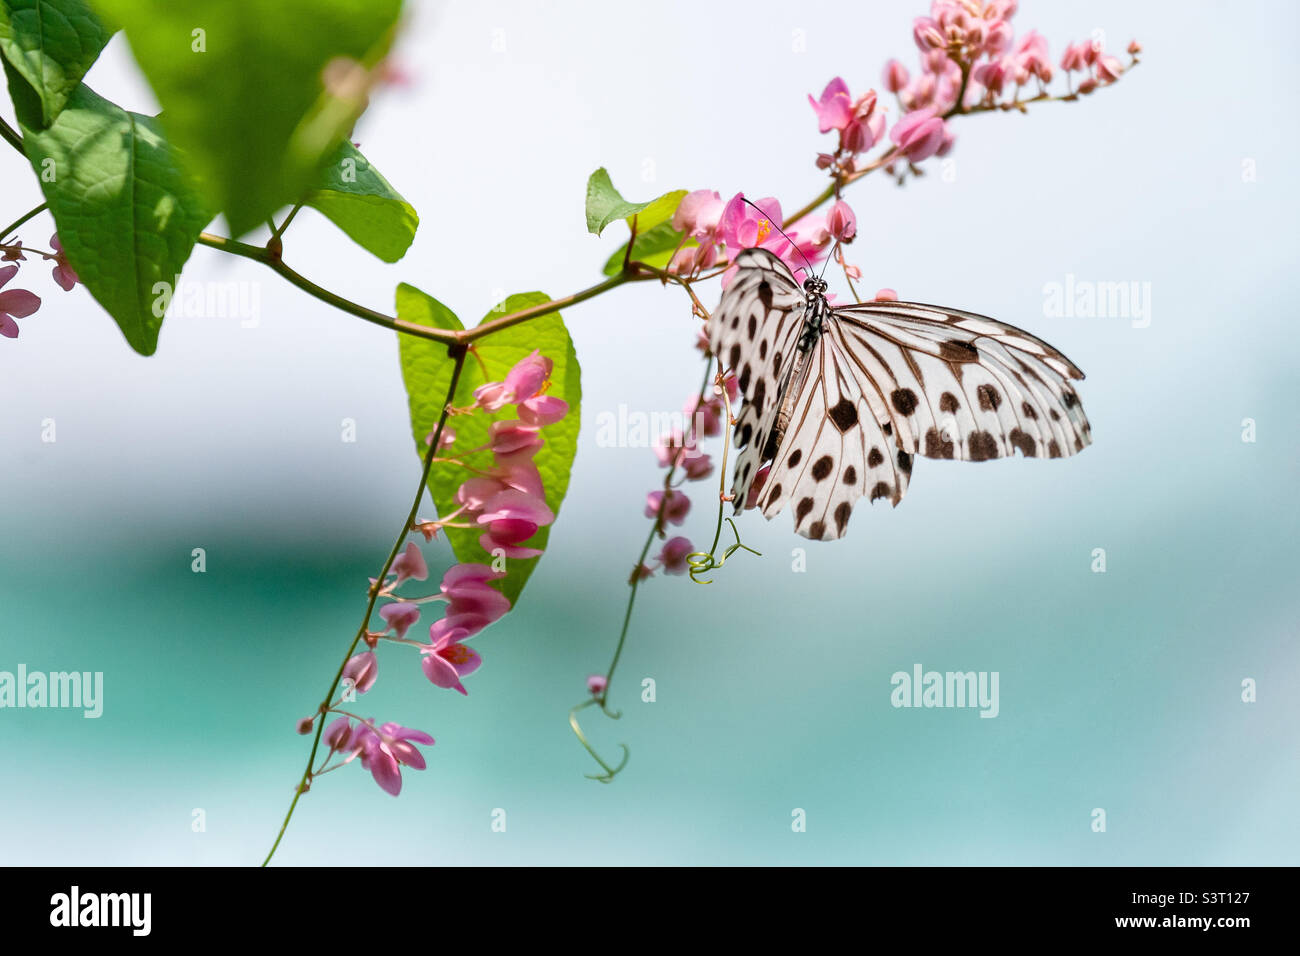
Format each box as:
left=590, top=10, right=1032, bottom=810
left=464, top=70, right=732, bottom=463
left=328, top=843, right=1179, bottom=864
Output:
left=709, top=247, right=1091, bottom=540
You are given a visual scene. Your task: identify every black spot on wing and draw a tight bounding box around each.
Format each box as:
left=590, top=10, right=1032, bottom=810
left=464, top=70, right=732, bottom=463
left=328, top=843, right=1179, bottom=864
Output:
left=1009, top=428, right=1036, bottom=457
left=968, top=430, right=999, bottom=461
left=925, top=427, right=954, bottom=459
left=829, top=397, right=858, bottom=432
left=891, top=388, right=918, bottom=416
left=834, top=502, right=851, bottom=534
left=796, top=497, right=814, bottom=524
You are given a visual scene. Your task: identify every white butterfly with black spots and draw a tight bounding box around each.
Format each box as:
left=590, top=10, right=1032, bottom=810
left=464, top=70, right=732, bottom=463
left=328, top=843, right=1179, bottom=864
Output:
left=709, top=247, right=1091, bottom=541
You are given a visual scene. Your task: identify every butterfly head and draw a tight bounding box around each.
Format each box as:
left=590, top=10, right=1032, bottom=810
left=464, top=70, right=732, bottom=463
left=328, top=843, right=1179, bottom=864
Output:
left=802, top=276, right=829, bottom=297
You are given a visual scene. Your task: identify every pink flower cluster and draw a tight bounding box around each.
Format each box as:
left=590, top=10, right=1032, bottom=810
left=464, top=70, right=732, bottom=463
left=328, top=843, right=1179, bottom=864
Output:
left=440, top=350, right=568, bottom=558
left=881, top=2, right=1136, bottom=115
left=633, top=372, right=738, bottom=581
left=669, top=190, right=828, bottom=286
left=0, top=233, right=77, bottom=339
left=298, top=351, right=570, bottom=796
left=321, top=717, right=436, bottom=797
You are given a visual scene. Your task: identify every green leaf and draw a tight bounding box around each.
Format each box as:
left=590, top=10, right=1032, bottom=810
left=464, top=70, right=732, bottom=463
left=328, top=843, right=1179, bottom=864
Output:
left=0, top=0, right=114, bottom=127
left=602, top=220, right=695, bottom=277
left=398, top=289, right=582, bottom=607
left=92, top=0, right=403, bottom=238
left=303, top=140, right=417, bottom=262
left=18, top=82, right=212, bottom=355
left=584, top=167, right=684, bottom=237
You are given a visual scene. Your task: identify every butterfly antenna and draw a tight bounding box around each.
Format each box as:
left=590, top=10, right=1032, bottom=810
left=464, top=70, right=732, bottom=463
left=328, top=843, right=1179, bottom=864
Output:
left=740, top=196, right=817, bottom=279
left=818, top=240, right=839, bottom=282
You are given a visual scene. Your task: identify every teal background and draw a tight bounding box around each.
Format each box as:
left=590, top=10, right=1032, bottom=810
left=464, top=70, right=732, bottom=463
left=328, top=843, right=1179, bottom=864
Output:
left=1, top=0, right=1297, bottom=865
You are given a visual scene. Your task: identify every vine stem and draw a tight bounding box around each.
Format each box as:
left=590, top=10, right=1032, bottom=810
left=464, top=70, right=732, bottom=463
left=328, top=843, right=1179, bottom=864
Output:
left=0, top=116, right=22, bottom=154
left=1, top=201, right=48, bottom=242
left=261, top=344, right=468, bottom=867
left=196, top=231, right=643, bottom=345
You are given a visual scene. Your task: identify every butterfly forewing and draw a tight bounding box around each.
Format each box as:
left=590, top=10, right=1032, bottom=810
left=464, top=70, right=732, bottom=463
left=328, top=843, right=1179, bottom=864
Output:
left=833, top=302, right=1091, bottom=461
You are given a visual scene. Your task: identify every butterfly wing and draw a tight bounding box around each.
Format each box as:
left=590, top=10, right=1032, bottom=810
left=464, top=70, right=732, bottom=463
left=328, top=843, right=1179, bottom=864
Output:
left=754, top=325, right=913, bottom=540
left=831, top=300, right=1092, bottom=462
left=707, top=249, right=807, bottom=507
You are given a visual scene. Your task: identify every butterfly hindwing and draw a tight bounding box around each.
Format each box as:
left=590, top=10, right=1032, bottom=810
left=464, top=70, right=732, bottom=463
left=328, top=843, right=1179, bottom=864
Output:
left=758, top=327, right=911, bottom=540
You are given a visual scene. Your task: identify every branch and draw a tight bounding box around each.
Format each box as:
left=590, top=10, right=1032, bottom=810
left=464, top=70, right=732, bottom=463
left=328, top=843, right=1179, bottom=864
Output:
left=261, top=344, right=469, bottom=866
left=0, top=116, right=23, bottom=155
left=198, top=231, right=646, bottom=346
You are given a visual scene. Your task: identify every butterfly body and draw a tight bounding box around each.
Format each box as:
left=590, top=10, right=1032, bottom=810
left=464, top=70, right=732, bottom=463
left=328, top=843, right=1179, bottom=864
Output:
left=709, top=248, right=1091, bottom=541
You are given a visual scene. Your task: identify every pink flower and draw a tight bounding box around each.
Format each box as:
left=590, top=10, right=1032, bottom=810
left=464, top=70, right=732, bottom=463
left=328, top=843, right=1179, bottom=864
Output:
left=890, top=108, right=948, bottom=161
left=645, top=489, right=690, bottom=525
left=47, top=234, right=78, bottom=291
left=343, top=651, right=378, bottom=694
left=473, top=350, right=554, bottom=411
left=874, top=288, right=898, bottom=301
left=479, top=520, right=545, bottom=559
left=720, top=193, right=784, bottom=251
left=719, top=193, right=821, bottom=284
left=390, top=541, right=428, bottom=585
left=424, top=426, right=456, bottom=448
left=1013, top=30, right=1052, bottom=82
left=826, top=200, right=857, bottom=242
left=440, top=563, right=511, bottom=633
left=478, top=488, right=554, bottom=527
left=984, top=19, right=1014, bottom=55
left=913, top=17, right=945, bottom=51
left=808, top=77, right=854, bottom=133
left=517, top=395, right=568, bottom=426
left=883, top=59, right=910, bottom=93
left=324, top=715, right=355, bottom=752
left=1095, top=54, right=1123, bottom=83
left=973, top=57, right=1012, bottom=96
left=680, top=449, right=713, bottom=480
left=658, top=536, right=694, bottom=575
left=0, top=264, right=40, bottom=339
left=354, top=721, right=436, bottom=795
left=379, top=602, right=420, bottom=638
left=1060, top=42, right=1088, bottom=72
left=421, top=626, right=482, bottom=695
left=489, top=420, right=543, bottom=457
left=586, top=674, right=608, bottom=696
left=684, top=394, right=722, bottom=438
left=472, top=380, right=511, bottom=411
left=504, top=350, right=552, bottom=402
left=672, top=190, right=725, bottom=239
left=476, top=488, right=553, bottom=559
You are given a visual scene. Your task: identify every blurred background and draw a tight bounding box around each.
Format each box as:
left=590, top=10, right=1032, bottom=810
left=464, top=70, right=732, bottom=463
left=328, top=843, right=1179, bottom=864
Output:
left=1, top=0, right=1296, bottom=865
